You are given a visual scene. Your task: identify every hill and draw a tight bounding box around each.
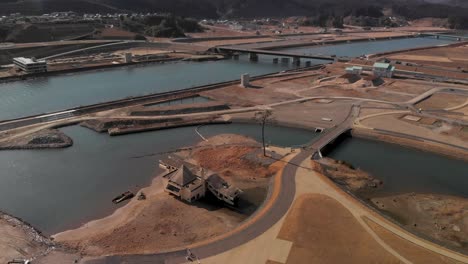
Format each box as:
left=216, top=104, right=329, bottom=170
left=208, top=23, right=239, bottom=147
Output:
left=0, top=0, right=467, bottom=20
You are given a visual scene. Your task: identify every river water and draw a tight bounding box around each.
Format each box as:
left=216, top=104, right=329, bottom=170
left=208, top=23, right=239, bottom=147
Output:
left=327, top=137, right=468, bottom=198
left=0, top=56, right=306, bottom=121
left=0, top=37, right=464, bottom=234
left=0, top=37, right=455, bottom=121
left=0, top=124, right=318, bottom=234
left=281, top=37, right=454, bottom=57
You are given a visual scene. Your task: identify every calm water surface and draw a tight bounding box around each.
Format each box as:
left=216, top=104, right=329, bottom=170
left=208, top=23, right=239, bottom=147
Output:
left=327, top=137, right=468, bottom=197
left=281, top=37, right=454, bottom=57
left=0, top=56, right=305, bottom=121
left=0, top=124, right=317, bottom=234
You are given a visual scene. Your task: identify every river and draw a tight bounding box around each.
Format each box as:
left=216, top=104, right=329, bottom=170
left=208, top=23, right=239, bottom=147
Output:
left=280, top=37, right=454, bottom=57
left=327, top=137, right=468, bottom=198
left=0, top=124, right=318, bottom=234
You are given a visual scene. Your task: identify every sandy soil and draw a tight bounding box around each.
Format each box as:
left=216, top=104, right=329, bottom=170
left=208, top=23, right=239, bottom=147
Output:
left=0, top=212, right=52, bottom=263
left=417, top=93, right=467, bottom=110
left=372, top=193, right=468, bottom=251
left=315, top=158, right=383, bottom=194
left=53, top=134, right=277, bottom=256
left=365, top=218, right=464, bottom=264
left=387, top=44, right=468, bottom=70
left=277, top=193, right=400, bottom=263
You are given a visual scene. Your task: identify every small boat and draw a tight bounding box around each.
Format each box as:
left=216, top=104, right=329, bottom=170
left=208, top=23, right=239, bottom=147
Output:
left=112, top=191, right=134, bottom=204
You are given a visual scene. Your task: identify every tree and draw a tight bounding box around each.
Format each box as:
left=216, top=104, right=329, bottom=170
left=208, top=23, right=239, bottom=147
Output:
left=254, top=109, right=275, bottom=157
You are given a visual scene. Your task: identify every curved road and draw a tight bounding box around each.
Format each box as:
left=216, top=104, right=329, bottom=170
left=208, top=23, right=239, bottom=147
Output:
left=85, top=150, right=313, bottom=264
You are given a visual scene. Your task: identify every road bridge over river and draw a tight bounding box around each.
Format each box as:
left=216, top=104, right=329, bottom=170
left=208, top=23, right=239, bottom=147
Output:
left=216, top=46, right=350, bottom=62
left=420, top=33, right=468, bottom=41
left=308, top=105, right=360, bottom=159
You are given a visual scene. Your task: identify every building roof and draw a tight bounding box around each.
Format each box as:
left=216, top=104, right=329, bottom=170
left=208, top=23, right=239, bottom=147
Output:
left=373, top=62, right=393, bottom=70
left=345, top=66, right=363, bottom=71
left=13, top=57, right=46, bottom=64
left=205, top=174, right=241, bottom=197
left=169, top=165, right=197, bottom=187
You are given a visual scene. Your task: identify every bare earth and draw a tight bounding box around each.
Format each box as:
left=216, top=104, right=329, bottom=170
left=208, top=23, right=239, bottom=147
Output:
left=372, top=193, right=468, bottom=251
left=277, top=193, right=400, bottom=264
left=53, top=134, right=280, bottom=256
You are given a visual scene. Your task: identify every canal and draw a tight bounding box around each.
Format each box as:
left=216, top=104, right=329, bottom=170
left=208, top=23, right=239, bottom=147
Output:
left=0, top=124, right=318, bottom=234
left=327, top=137, right=468, bottom=198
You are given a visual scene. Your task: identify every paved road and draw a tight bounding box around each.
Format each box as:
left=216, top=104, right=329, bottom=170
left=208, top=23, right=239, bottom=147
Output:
left=85, top=150, right=313, bottom=264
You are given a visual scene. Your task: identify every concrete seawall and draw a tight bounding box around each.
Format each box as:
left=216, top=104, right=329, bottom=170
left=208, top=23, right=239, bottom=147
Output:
left=108, top=118, right=231, bottom=136
left=0, top=57, right=182, bottom=84
left=131, top=103, right=230, bottom=116
left=0, top=66, right=322, bottom=131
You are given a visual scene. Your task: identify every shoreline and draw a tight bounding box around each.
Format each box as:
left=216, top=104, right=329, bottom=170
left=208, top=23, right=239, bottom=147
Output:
left=352, top=127, right=468, bottom=162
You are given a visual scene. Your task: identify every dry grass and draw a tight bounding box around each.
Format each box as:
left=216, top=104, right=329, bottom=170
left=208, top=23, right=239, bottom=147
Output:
left=278, top=193, right=400, bottom=264
left=365, top=218, right=464, bottom=264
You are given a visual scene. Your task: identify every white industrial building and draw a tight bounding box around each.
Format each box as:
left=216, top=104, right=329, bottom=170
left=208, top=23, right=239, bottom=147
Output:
left=13, top=57, right=47, bottom=74
left=345, top=66, right=363, bottom=75
left=373, top=62, right=395, bottom=78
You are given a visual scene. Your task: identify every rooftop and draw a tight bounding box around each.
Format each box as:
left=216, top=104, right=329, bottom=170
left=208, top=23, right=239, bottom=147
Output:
left=169, top=165, right=197, bottom=187
left=373, top=62, right=393, bottom=70
left=13, top=57, right=46, bottom=64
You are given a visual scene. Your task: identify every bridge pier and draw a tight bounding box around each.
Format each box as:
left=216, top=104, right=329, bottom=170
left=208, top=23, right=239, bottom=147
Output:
left=249, top=52, right=258, bottom=62
left=305, top=61, right=312, bottom=67
left=281, top=58, right=290, bottom=64
left=273, top=58, right=279, bottom=64
left=292, top=57, right=301, bottom=66
left=311, top=150, right=323, bottom=160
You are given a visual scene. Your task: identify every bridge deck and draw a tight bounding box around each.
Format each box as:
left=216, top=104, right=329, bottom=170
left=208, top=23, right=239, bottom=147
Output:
left=309, top=105, right=360, bottom=158
left=218, top=47, right=338, bottom=61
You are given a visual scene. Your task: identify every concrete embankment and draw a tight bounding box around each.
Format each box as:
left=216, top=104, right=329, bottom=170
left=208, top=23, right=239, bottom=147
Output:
left=0, top=41, right=118, bottom=65
left=131, top=102, right=230, bottom=116
left=0, top=66, right=321, bottom=132
left=0, top=57, right=182, bottom=84
left=108, top=118, right=231, bottom=136
left=235, top=34, right=418, bottom=51
left=80, top=118, right=183, bottom=133
left=0, top=129, right=73, bottom=150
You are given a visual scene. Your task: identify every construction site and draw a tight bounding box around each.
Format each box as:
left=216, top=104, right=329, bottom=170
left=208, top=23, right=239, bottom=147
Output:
left=0, top=25, right=467, bottom=264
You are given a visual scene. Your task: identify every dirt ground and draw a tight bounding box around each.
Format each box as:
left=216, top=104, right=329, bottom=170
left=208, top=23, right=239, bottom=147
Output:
left=53, top=134, right=280, bottom=256
left=315, top=158, right=383, bottom=193
left=371, top=193, right=468, bottom=251
left=277, top=193, right=400, bottom=263
left=365, top=218, right=464, bottom=264
left=0, top=213, right=51, bottom=263
left=417, top=92, right=468, bottom=110
left=387, top=44, right=468, bottom=69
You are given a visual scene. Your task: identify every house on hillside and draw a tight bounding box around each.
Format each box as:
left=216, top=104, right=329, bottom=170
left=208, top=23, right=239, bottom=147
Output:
left=373, top=62, right=395, bottom=78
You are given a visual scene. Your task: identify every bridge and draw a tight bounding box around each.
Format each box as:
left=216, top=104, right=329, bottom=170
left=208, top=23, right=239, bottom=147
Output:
left=419, top=33, right=468, bottom=41
left=216, top=46, right=350, bottom=63
left=309, top=105, right=360, bottom=159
